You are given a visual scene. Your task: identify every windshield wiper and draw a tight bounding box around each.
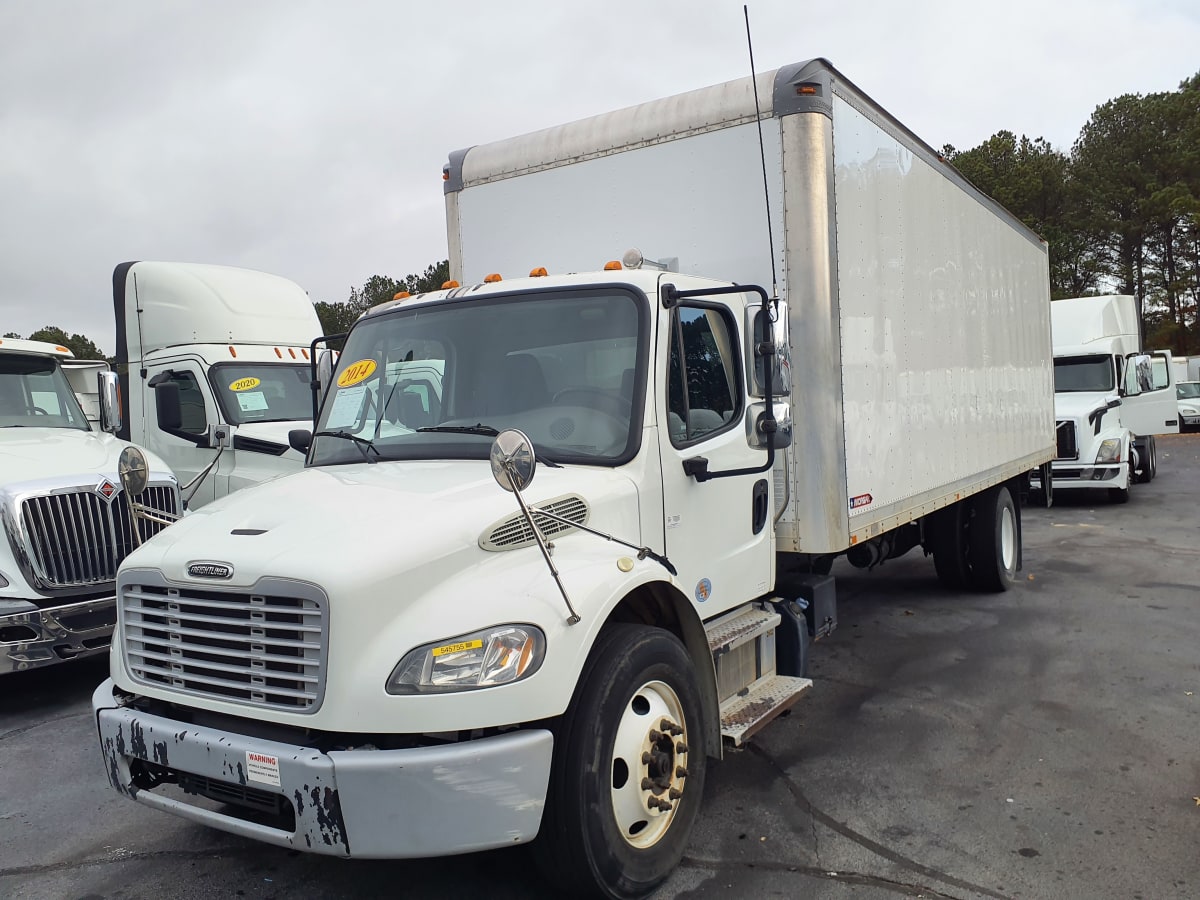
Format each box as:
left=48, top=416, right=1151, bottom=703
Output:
left=416, top=423, right=561, bottom=467
left=416, top=424, right=501, bottom=437
left=312, top=429, right=381, bottom=463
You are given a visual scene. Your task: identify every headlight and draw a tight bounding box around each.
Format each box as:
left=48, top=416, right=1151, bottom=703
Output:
left=1095, top=438, right=1122, bottom=463
left=386, top=624, right=546, bottom=694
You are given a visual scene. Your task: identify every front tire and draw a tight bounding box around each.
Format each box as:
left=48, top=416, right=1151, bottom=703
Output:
left=534, top=624, right=707, bottom=899
left=966, top=486, right=1019, bottom=592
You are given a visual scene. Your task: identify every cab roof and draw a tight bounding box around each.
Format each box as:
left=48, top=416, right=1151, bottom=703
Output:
left=0, top=337, right=74, bottom=358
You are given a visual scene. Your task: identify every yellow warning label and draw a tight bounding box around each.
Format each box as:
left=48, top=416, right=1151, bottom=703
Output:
left=229, top=377, right=261, bottom=392
left=337, top=359, right=377, bottom=388
left=431, top=639, right=483, bottom=657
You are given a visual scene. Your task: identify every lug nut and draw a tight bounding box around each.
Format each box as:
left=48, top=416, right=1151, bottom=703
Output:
left=675, top=742, right=688, bottom=754
left=676, top=766, right=689, bottom=778
left=641, top=777, right=654, bottom=790
left=668, top=788, right=682, bottom=800
left=649, top=729, right=661, bottom=742
left=642, top=752, right=654, bottom=764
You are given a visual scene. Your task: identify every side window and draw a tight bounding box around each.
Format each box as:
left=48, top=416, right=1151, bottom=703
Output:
left=168, top=371, right=208, bottom=434
left=667, top=305, right=740, bottom=446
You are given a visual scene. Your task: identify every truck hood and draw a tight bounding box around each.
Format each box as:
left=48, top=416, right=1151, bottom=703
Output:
left=121, top=460, right=642, bottom=592
left=0, top=428, right=175, bottom=487
left=1053, top=391, right=1119, bottom=422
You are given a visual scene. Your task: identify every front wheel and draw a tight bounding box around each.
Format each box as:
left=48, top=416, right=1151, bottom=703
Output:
left=534, top=624, right=707, bottom=899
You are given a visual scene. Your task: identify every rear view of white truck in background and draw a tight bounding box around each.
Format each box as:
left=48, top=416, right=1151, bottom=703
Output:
left=112, top=262, right=323, bottom=508
left=1044, top=294, right=1178, bottom=502
left=96, top=59, right=1055, bottom=899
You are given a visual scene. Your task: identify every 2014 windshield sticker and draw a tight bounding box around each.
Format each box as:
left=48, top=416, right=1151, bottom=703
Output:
left=695, top=578, right=712, bottom=602
left=850, top=493, right=873, bottom=509
left=229, top=377, right=261, bottom=392
left=338, top=359, right=377, bottom=388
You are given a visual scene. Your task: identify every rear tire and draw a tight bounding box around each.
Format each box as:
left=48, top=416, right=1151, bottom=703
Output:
left=929, top=504, right=970, bottom=589
left=966, top=486, right=1019, bottom=592
left=533, top=624, right=706, bottom=899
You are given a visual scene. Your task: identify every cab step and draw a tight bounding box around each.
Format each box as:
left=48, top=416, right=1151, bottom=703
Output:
left=719, top=674, right=813, bottom=746
left=706, top=606, right=780, bottom=657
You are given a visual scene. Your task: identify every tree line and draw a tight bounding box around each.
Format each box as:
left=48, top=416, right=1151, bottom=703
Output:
left=944, top=70, right=1200, bottom=354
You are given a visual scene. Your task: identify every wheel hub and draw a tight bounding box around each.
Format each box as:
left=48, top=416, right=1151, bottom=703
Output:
left=611, top=680, right=689, bottom=848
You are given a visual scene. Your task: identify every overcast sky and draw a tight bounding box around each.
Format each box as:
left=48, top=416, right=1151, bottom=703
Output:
left=2, top=0, right=1198, bottom=354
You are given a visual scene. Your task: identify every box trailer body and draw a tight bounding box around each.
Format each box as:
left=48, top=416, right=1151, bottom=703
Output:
left=1045, top=294, right=1178, bottom=500
left=1, top=338, right=179, bottom=674
left=447, top=59, right=1054, bottom=555
left=113, top=262, right=322, bottom=508
left=96, top=60, right=1054, bottom=899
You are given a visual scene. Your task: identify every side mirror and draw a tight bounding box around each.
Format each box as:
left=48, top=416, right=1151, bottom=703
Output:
left=98, top=371, right=122, bottom=434
left=289, top=429, right=313, bottom=454
left=153, top=379, right=183, bottom=431
left=316, top=350, right=336, bottom=401
left=490, top=429, right=536, bottom=492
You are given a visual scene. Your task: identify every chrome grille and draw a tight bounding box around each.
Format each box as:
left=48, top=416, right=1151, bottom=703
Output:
left=20, top=485, right=179, bottom=588
left=1055, top=420, right=1078, bottom=460
left=121, top=581, right=326, bottom=712
left=480, top=495, right=589, bottom=551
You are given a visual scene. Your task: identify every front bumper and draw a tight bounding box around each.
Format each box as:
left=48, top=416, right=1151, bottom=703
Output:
left=1035, top=463, right=1124, bottom=491
left=93, top=679, right=553, bottom=858
left=1, top=595, right=115, bottom=674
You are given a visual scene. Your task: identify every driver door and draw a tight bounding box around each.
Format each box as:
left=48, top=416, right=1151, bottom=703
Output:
left=656, top=281, right=774, bottom=619
left=1123, top=350, right=1180, bottom=435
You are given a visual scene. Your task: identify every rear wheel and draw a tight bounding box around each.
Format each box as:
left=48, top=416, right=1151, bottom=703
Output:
left=966, top=486, right=1019, bottom=592
left=534, top=624, right=706, bottom=899
left=929, top=504, right=970, bottom=589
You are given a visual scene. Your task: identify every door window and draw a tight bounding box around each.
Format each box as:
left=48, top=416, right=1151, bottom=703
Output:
left=165, top=370, right=208, bottom=435
left=667, top=305, right=740, bottom=446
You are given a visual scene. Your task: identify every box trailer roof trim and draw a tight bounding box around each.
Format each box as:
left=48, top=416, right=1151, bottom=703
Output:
left=445, top=58, right=1040, bottom=250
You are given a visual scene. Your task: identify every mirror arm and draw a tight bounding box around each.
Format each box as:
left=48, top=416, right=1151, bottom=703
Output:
left=503, top=463, right=582, bottom=626
left=181, top=430, right=228, bottom=506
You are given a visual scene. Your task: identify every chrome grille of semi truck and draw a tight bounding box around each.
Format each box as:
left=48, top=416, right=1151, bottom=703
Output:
left=20, top=485, right=179, bottom=589
left=1055, top=421, right=1078, bottom=461
left=120, top=581, right=327, bottom=712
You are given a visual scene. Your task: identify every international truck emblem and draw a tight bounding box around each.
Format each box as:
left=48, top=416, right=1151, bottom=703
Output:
left=96, top=480, right=117, bottom=500
left=187, top=562, right=234, bottom=579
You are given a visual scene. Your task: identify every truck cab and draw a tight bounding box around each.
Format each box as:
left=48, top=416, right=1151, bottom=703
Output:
left=113, top=262, right=322, bottom=508
left=1047, top=295, right=1177, bottom=502
left=0, top=338, right=179, bottom=673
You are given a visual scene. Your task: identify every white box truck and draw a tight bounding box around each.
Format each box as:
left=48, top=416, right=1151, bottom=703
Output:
left=1040, top=294, right=1178, bottom=502
left=1, top=338, right=180, bottom=674
left=112, top=261, right=323, bottom=509
left=94, top=60, right=1054, bottom=898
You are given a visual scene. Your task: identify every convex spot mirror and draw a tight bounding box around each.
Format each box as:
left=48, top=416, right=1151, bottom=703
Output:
left=118, top=445, right=149, bottom=497
left=490, top=429, right=536, bottom=492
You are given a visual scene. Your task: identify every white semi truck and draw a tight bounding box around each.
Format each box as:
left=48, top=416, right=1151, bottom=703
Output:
left=112, top=261, right=323, bottom=509
left=1042, top=294, right=1178, bottom=502
left=95, top=60, right=1054, bottom=899
left=1, top=338, right=180, bottom=674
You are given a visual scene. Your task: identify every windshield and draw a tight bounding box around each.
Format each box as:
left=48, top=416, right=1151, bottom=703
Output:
left=1178, top=382, right=1200, bottom=400
left=1053, top=355, right=1115, bottom=393
left=210, top=363, right=313, bottom=425
left=0, top=353, right=91, bottom=430
left=310, top=287, right=646, bottom=466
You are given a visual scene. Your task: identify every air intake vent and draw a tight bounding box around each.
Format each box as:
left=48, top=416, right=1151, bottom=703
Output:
left=480, top=495, right=589, bottom=551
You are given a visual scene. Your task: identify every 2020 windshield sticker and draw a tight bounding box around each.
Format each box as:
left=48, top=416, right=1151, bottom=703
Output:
left=695, top=578, right=712, bottom=602
left=229, top=377, right=261, bottom=392
left=338, top=359, right=377, bottom=388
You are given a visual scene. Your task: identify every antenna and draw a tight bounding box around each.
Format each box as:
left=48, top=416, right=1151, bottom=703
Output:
left=744, top=5, right=779, bottom=300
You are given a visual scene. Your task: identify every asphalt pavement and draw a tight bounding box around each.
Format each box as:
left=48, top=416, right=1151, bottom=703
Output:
left=3, top=434, right=1198, bottom=899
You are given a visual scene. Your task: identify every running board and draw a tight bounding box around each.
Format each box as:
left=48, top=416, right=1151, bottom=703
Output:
left=720, top=674, right=813, bottom=746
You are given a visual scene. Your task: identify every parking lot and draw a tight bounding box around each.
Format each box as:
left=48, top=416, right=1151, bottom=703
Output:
left=3, top=434, right=1198, bottom=900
